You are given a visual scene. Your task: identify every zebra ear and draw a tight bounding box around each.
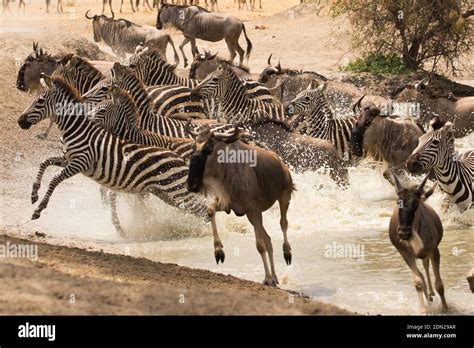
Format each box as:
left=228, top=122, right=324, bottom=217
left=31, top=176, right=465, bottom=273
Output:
left=316, top=82, right=327, bottom=93
left=40, top=73, right=53, bottom=88
left=110, top=85, right=121, bottom=101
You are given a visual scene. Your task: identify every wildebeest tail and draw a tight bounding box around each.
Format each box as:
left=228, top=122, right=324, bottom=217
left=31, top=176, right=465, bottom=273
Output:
left=242, top=24, right=252, bottom=61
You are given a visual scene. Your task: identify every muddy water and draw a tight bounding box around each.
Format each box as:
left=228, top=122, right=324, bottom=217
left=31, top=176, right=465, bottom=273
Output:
left=1, top=135, right=472, bottom=315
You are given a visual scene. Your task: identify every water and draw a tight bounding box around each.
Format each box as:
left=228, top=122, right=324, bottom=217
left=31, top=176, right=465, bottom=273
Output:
left=1, top=135, right=472, bottom=315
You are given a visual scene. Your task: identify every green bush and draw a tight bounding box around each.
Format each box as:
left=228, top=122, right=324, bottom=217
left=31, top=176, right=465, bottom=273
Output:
left=342, top=54, right=410, bottom=75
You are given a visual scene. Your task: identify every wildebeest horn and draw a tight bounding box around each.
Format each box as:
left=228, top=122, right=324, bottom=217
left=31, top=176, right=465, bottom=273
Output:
left=352, top=95, right=365, bottom=115
left=214, top=126, right=240, bottom=143
left=267, top=53, right=272, bottom=66
left=391, top=170, right=403, bottom=193
left=416, top=173, right=431, bottom=194
left=85, top=10, right=94, bottom=19
left=276, top=60, right=282, bottom=71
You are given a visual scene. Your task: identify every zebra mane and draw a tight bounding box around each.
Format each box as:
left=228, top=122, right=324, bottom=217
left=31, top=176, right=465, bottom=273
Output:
left=111, top=88, right=141, bottom=126
left=50, top=76, right=84, bottom=102
left=140, top=48, right=177, bottom=72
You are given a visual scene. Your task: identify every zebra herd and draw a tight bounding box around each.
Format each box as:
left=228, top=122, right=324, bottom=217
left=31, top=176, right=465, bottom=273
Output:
left=13, top=5, right=473, bottom=310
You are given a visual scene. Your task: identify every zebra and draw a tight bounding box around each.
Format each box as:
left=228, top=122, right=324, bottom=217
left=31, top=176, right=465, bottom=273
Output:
left=407, top=118, right=473, bottom=211
left=89, top=85, right=196, bottom=162
left=285, top=82, right=357, bottom=160
left=17, top=75, right=214, bottom=232
left=110, top=62, right=244, bottom=138
left=129, top=47, right=274, bottom=119
left=190, top=60, right=286, bottom=124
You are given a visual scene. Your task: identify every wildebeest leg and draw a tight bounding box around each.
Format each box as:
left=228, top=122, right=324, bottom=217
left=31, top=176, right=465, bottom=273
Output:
left=31, top=156, right=68, bottom=204
left=108, top=191, right=126, bottom=237
left=109, top=0, right=114, bottom=16
left=431, top=247, right=448, bottom=312
left=400, top=251, right=429, bottom=314
left=57, top=0, right=63, bottom=13
left=45, top=0, right=50, bottom=13
left=247, top=211, right=276, bottom=286
left=224, top=38, right=238, bottom=65
left=144, top=0, right=153, bottom=10
left=422, top=258, right=435, bottom=301
left=190, top=38, right=199, bottom=57
left=32, top=164, right=82, bottom=220
left=279, top=192, right=292, bottom=265
left=130, top=0, right=136, bottom=12
left=120, top=0, right=124, bottom=13
left=179, top=37, right=191, bottom=67
left=102, top=0, right=106, bottom=13
left=207, top=200, right=225, bottom=263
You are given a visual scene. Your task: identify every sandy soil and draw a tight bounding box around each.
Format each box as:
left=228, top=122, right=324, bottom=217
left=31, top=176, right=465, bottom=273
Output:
left=0, top=0, right=472, bottom=315
left=0, top=232, right=349, bottom=314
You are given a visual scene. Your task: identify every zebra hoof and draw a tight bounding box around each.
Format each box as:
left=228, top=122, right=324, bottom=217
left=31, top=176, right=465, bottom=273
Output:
left=31, top=212, right=41, bottom=220
left=215, top=249, right=225, bottom=264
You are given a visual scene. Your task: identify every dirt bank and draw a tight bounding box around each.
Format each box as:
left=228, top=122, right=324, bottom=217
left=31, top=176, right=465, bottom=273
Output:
left=0, top=233, right=349, bottom=315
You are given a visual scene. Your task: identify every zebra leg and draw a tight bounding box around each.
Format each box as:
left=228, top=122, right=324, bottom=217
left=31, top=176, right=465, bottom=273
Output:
left=179, top=37, right=191, bottom=67
left=32, top=164, right=81, bottom=220
left=108, top=191, right=126, bottom=237
left=36, top=119, right=54, bottom=140
left=32, top=156, right=67, bottom=204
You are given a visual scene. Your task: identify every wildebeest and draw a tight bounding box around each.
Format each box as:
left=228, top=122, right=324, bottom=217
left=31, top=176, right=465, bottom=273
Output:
left=85, top=11, right=179, bottom=63
left=16, top=42, right=112, bottom=93
left=259, top=55, right=388, bottom=111
left=395, top=77, right=474, bottom=138
left=189, top=50, right=252, bottom=80
left=389, top=172, right=448, bottom=314
left=156, top=1, right=252, bottom=67
left=187, top=125, right=294, bottom=286
left=407, top=118, right=473, bottom=211
left=350, top=97, right=424, bottom=178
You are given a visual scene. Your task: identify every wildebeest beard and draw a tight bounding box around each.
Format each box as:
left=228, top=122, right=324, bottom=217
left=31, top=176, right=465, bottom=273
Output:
left=187, top=151, right=208, bottom=193
left=350, top=123, right=369, bottom=157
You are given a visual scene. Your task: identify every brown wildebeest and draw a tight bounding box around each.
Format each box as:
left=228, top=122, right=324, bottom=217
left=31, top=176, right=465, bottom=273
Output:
left=395, top=77, right=474, bottom=138
left=86, top=11, right=180, bottom=63
left=259, top=54, right=388, bottom=110
left=189, top=50, right=252, bottom=80
left=156, top=0, right=252, bottom=67
left=350, top=97, right=424, bottom=180
left=187, top=125, right=294, bottom=286
left=389, top=172, right=448, bottom=314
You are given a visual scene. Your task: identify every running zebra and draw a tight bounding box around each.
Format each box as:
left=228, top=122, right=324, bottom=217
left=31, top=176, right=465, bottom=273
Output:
left=17, top=75, right=211, bottom=226
left=110, top=63, right=244, bottom=138
left=190, top=61, right=286, bottom=124
left=407, top=118, right=473, bottom=211
left=89, top=86, right=196, bottom=162
left=285, top=82, right=357, bottom=160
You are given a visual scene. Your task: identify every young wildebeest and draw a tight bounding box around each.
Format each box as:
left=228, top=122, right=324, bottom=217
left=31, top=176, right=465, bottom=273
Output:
left=189, top=50, right=252, bottom=80
left=85, top=11, right=179, bottom=63
left=350, top=98, right=424, bottom=179
left=395, top=77, right=474, bottom=138
left=389, top=173, right=448, bottom=314
left=156, top=1, right=252, bottom=67
left=187, top=125, right=294, bottom=286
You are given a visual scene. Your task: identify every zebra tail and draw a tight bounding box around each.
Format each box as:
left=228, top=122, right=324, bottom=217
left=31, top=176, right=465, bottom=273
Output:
left=242, top=24, right=252, bottom=61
